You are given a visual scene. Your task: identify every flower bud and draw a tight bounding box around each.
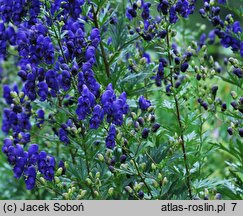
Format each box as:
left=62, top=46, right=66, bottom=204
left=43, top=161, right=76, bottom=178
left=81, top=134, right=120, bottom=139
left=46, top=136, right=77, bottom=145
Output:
left=138, top=190, right=144, bottom=199
left=120, top=154, right=127, bottom=163
left=148, top=106, right=154, bottom=112
left=227, top=127, right=233, bottom=135
left=109, top=165, right=115, bottom=172
left=19, top=91, right=25, bottom=98
left=162, top=177, right=168, bottom=186
left=97, top=153, right=104, bottom=162
left=137, top=117, right=145, bottom=126
left=94, top=191, right=99, bottom=197
left=62, top=193, right=69, bottom=200
left=126, top=118, right=133, bottom=126
left=71, top=187, right=76, bottom=193
left=64, top=161, right=69, bottom=169
left=134, top=182, right=140, bottom=191
left=39, top=177, right=46, bottom=184
left=151, top=163, right=156, bottom=170
left=142, top=128, right=149, bottom=139
left=211, top=85, right=218, bottom=96
left=108, top=187, right=114, bottom=196
left=95, top=172, right=101, bottom=179
left=230, top=91, right=237, bottom=99
left=131, top=112, right=137, bottom=119
left=54, top=176, right=60, bottom=184
left=221, top=103, right=227, bottom=112
left=137, top=0, right=142, bottom=7
left=79, top=190, right=87, bottom=198
left=158, top=173, right=163, bottom=180
left=228, top=57, right=239, bottom=67
left=215, top=193, right=222, bottom=200
left=10, top=91, right=18, bottom=98
left=128, top=58, right=133, bottom=65
left=125, top=186, right=133, bottom=194
left=89, top=172, right=93, bottom=178
left=231, top=101, right=238, bottom=110
left=56, top=167, right=63, bottom=176
left=85, top=178, right=92, bottom=186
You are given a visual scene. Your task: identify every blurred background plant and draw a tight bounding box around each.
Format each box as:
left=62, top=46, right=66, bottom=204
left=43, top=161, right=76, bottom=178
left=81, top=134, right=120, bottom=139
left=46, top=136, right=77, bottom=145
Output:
left=0, top=0, right=242, bottom=200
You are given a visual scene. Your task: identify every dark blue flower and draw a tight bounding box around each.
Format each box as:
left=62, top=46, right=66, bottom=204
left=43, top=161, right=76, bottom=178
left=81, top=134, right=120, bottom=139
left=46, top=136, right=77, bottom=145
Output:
left=232, top=21, right=242, bottom=34
left=90, top=28, right=100, bottom=47
left=36, top=109, right=45, bottom=128
left=142, top=128, right=149, bottom=139
left=101, top=84, right=129, bottom=126
left=143, top=52, right=151, bottom=63
left=157, top=0, right=169, bottom=15
left=181, top=62, right=189, bottom=72
left=3, top=85, right=13, bottom=105
left=220, top=35, right=240, bottom=52
left=169, top=6, right=178, bottom=24
left=138, top=96, right=151, bottom=111
left=240, top=42, right=243, bottom=57
left=120, top=154, right=127, bottom=163
left=101, top=83, right=116, bottom=114
left=90, top=105, right=104, bottom=129
left=37, top=82, right=49, bottom=101
left=46, top=70, right=59, bottom=92
left=86, top=46, right=96, bottom=61
left=175, top=0, right=191, bottom=18
left=233, top=68, right=242, bottom=78
left=58, top=128, right=70, bottom=145
left=58, top=160, right=66, bottom=175
left=106, top=124, right=116, bottom=149
left=59, top=70, right=71, bottom=91
left=76, top=85, right=96, bottom=120
left=126, top=8, right=137, bottom=20
left=28, top=144, right=39, bottom=164
left=218, top=0, right=226, bottom=4
left=141, top=2, right=151, bottom=20
left=24, top=166, right=36, bottom=190
left=38, top=151, right=55, bottom=181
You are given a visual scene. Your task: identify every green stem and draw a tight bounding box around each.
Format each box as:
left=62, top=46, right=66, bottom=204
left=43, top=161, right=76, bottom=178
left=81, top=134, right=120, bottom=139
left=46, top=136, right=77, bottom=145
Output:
left=132, top=158, right=154, bottom=199
left=80, top=127, right=95, bottom=199
left=91, top=4, right=110, bottom=78
left=166, top=25, right=193, bottom=200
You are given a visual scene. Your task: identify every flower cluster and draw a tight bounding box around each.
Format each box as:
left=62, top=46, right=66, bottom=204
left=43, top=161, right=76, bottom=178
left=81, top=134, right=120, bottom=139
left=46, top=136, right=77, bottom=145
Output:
left=0, top=0, right=242, bottom=200
left=0, top=0, right=41, bottom=25
left=200, top=0, right=243, bottom=57
left=126, top=0, right=196, bottom=42
left=0, top=23, right=16, bottom=59
left=2, top=140, right=55, bottom=190
left=101, top=84, right=129, bottom=126
left=51, top=0, right=85, bottom=20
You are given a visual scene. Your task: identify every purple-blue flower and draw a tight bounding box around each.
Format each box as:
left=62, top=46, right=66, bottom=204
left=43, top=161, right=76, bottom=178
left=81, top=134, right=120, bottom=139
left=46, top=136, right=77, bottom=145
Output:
left=76, top=85, right=96, bottom=120
left=138, top=96, right=151, bottom=111
left=90, top=105, right=104, bottom=129
left=106, top=124, right=116, bottom=149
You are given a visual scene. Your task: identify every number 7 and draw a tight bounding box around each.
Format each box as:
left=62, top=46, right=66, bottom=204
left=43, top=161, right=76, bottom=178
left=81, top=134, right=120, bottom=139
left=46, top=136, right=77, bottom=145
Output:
left=231, top=203, right=237, bottom=211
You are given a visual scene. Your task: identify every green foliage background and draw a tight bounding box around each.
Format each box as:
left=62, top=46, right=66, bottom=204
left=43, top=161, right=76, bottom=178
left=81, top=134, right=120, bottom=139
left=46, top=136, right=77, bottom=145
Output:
left=0, top=0, right=242, bottom=199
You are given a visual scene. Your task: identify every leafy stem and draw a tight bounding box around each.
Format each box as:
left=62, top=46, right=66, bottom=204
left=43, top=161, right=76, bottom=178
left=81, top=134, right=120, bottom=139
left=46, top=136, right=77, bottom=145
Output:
left=80, top=126, right=95, bottom=199
left=166, top=24, right=193, bottom=200
left=132, top=158, right=154, bottom=199
left=91, top=4, right=110, bottom=78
